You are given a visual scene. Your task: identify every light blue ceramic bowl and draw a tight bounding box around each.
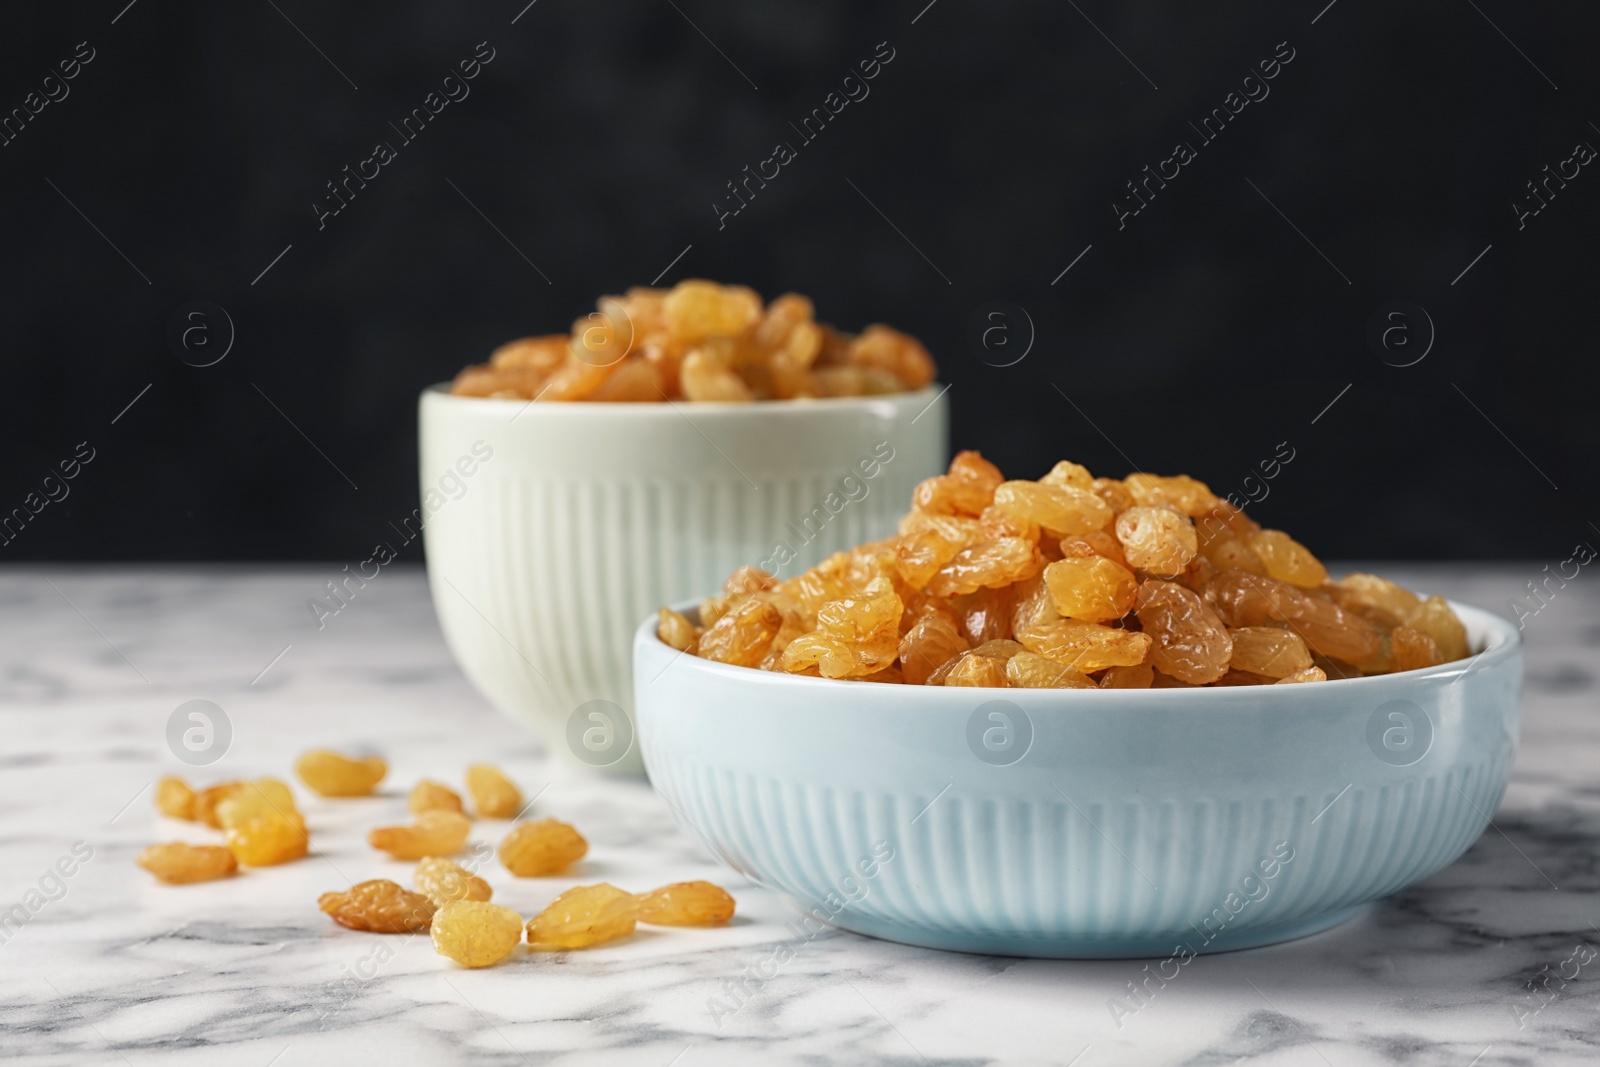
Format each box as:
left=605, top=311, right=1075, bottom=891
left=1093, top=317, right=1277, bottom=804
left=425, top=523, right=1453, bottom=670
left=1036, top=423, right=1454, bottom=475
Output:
left=635, top=601, right=1521, bottom=958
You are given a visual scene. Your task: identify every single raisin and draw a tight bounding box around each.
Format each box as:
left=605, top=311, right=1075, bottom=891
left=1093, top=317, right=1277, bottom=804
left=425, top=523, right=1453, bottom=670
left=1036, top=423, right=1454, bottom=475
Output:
left=295, top=750, right=387, bottom=797
left=369, top=811, right=472, bottom=860
left=1135, top=580, right=1233, bottom=685
left=1227, top=626, right=1312, bottom=678
left=320, top=879, right=436, bottom=933
left=527, top=883, right=639, bottom=949
left=500, top=819, right=588, bottom=876
left=432, top=901, right=525, bottom=967
left=226, top=809, right=310, bottom=867
left=636, top=881, right=736, bottom=926
left=1006, top=651, right=1096, bottom=688
left=466, top=764, right=524, bottom=819
left=155, top=777, right=196, bottom=821
left=410, top=780, right=465, bottom=816
left=1115, top=507, right=1198, bottom=577
left=415, top=856, right=494, bottom=905
left=137, top=843, right=237, bottom=884
left=1043, top=556, right=1138, bottom=622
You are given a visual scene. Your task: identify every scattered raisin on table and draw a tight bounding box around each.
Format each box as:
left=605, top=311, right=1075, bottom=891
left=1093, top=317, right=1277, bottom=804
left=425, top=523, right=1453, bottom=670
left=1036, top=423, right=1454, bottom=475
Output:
left=319, top=879, right=436, bottom=933
left=500, top=819, right=588, bottom=877
left=465, top=764, right=523, bottom=819
left=137, top=843, right=237, bottom=884
left=636, top=881, right=736, bottom=926
left=415, top=857, right=492, bottom=905
left=527, top=884, right=639, bottom=949
left=369, top=811, right=471, bottom=860
left=431, top=901, right=524, bottom=967
left=295, top=750, right=387, bottom=797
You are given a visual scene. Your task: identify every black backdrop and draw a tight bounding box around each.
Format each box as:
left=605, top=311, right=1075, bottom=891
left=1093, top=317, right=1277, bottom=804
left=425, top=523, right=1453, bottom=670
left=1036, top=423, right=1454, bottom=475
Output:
left=2, top=1, right=1594, bottom=562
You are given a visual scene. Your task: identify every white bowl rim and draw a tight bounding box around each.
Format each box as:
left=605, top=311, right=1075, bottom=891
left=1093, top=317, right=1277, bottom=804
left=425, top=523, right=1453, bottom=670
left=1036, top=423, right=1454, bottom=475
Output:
left=421, top=380, right=944, bottom=417
left=636, top=597, right=1522, bottom=704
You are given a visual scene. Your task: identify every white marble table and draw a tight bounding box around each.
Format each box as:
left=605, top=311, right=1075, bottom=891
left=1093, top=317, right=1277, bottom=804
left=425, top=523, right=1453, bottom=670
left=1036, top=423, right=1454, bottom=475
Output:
left=1, top=565, right=1595, bottom=1066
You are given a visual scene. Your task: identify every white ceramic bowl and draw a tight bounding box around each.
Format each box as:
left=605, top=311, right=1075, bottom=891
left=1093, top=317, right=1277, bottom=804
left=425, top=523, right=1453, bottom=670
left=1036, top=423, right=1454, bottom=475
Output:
left=635, top=600, right=1522, bottom=957
left=418, top=383, right=948, bottom=773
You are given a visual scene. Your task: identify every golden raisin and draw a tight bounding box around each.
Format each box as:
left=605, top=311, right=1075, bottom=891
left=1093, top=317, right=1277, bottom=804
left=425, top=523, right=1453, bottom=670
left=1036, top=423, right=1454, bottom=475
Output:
left=668, top=452, right=1465, bottom=686
left=1210, top=571, right=1383, bottom=665
left=1198, top=533, right=1267, bottom=576
left=319, top=879, right=436, bottom=933
left=466, top=764, right=524, bottom=819
left=781, top=577, right=902, bottom=678
left=1043, top=556, right=1139, bottom=622
left=1123, top=473, right=1219, bottom=516
left=369, top=811, right=471, bottom=860
left=155, top=777, right=196, bottom=821
left=295, top=750, right=387, bottom=797
left=1059, top=528, right=1130, bottom=569
left=1244, top=530, right=1327, bottom=588
left=226, top=809, right=309, bottom=867
left=415, top=857, right=494, bottom=904
left=1115, top=507, right=1198, bottom=577
left=1005, top=651, right=1096, bottom=688
left=410, top=780, right=465, bottom=816
left=636, top=881, right=736, bottom=926
left=991, top=480, right=1111, bottom=538
left=432, top=901, right=525, bottom=967
left=913, top=451, right=1003, bottom=516
left=898, top=612, right=970, bottom=686
left=1389, top=626, right=1445, bottom=672
left=137, top=842, right=237, bottom=884
left=193, top=781, right=245, bottom=829
left=1015, top=619, right=1152, bottom=671
left=1135, top=580, right=1233, bottom=685
left=657, top=607, right=699, bottom=652
left=527, top=883, right=639, bottom=949
left=215, top=778, right=298, bottom=830
left=1276, top=666, right=1328, bottom=684
left=1092, top=477, right=1136, bottom=513
left=696, top=597, right=782, bottom=667
left=1039, top=460, right=1094, bottom=491
left=500, top=819, right=588, bottom=876
left=978, top=502, right=1040, bottom=542
left=926, top=538, right=1041, bottom=598
left=664, top=279, right=762, bottom=343
left=848, top=323, right=936, bottom=389
left=941, top=651, right=1009, bottom=687
left=895, top=527, right=968, bottom=588
left=681, top=348, right=755, bottom=402
left=957, top=585, right=1016, bottom=646
left=1011, top=573, right=1061, bottom=634
left=1227, top=626, right=1312, bottom=679
left=1099, top=664, right=1155, bottom=688
left=1404, top=596, right=1470, bottom=661
left=1332, top=573, right=1422, bottom=627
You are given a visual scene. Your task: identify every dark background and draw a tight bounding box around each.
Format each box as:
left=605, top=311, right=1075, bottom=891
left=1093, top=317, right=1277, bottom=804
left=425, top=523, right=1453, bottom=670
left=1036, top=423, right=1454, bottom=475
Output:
left=2, top=1, right=1593, bottom=562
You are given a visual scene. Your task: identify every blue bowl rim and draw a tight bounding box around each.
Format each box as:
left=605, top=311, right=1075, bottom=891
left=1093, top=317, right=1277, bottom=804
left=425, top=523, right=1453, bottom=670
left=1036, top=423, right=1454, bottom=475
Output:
left=635, top=596, right=1522, bottom=705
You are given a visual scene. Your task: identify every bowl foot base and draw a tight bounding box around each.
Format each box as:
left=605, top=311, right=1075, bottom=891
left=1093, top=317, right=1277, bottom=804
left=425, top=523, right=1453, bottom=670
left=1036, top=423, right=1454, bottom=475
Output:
left=814, top=904, right=1365, bottom=959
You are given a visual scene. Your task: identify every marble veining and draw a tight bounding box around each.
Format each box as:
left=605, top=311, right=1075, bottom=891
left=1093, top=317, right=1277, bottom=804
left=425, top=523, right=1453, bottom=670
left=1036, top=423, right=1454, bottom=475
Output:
left=0, top=564, right=1596, bottom=1066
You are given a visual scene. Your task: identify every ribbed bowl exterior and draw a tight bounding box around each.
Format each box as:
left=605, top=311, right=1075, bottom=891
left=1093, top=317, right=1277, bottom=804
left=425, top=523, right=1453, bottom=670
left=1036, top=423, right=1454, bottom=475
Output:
left=635, top=603, right=1523, bottom=957
left=418, top=384, right=947, bottom=773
